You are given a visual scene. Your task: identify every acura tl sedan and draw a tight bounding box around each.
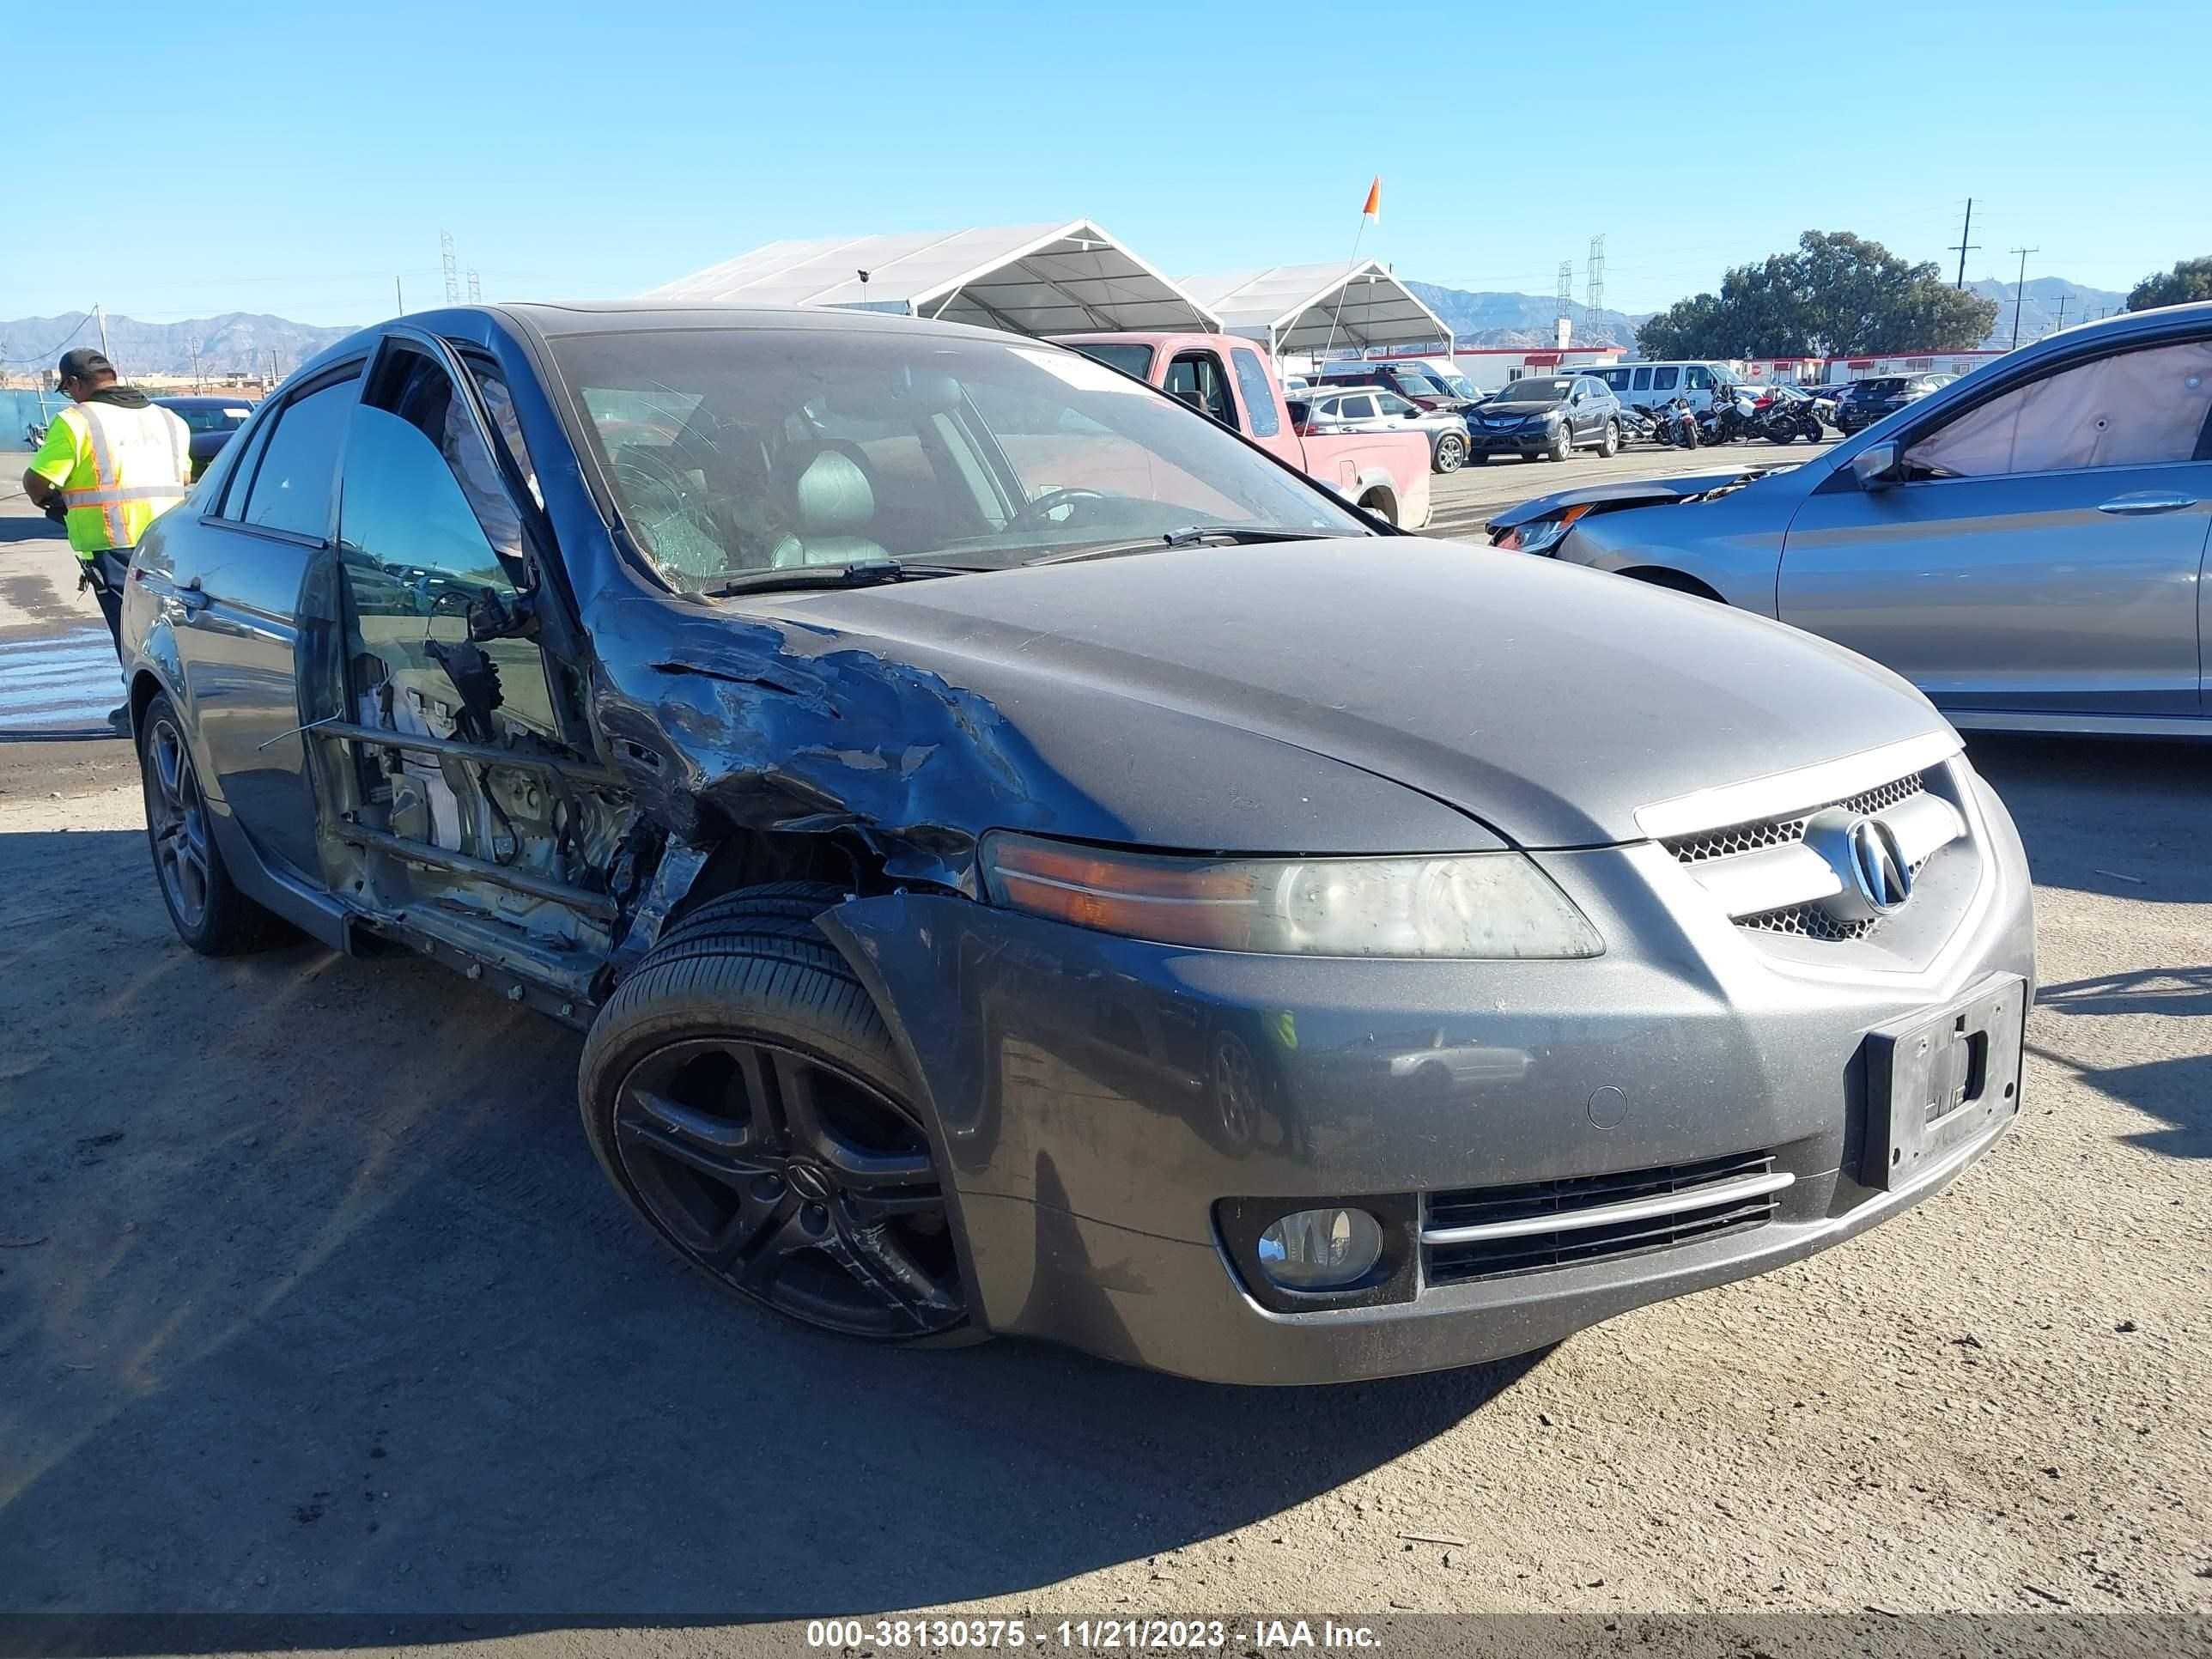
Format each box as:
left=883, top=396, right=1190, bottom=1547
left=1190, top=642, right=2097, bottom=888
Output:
left=119, top=302, right=2033, bottom=1384
left=1490, top=303, right=2212, bottom=737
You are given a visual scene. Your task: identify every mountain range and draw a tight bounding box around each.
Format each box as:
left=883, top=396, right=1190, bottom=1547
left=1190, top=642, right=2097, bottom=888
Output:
left=1, top=312, right=359, bottom=379
left=0, top=274, right=2140, bottom=378
left=1965, top=276, right=2127, bottom=347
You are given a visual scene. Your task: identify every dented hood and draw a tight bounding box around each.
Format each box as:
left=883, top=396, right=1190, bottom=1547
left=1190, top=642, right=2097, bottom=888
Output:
left=1482, top=466, right=1796, bottom=532
left=742, top=538, right=1948, bottom=849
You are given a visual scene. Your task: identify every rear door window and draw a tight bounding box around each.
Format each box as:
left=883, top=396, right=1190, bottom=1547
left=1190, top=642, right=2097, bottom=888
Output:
left=1229, top=348, right=1281, bottom=437
left=1632, top=368, right=1652, bottom=391
left=1684, top=367, right=1713, bottom=391
left=1339, top=394, right=1377, bottom=420
left=240, top=370, right=361, bottom=538
left=1651, top=367, right=1680, bottom=390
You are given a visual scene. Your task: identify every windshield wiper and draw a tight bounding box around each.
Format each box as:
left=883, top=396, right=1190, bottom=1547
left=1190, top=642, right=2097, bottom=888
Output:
left=1026, top=526, right=1343, bottom=567
left=699, top=560, right=981, bottom=599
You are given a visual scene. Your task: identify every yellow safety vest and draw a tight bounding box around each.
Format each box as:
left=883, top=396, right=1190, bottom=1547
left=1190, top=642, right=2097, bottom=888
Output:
left=50, top=400, right=193, bottom=557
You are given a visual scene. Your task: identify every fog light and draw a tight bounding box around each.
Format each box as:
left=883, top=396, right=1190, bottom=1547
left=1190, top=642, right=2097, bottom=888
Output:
left=1256, top=1207, right=1383, bottom=1291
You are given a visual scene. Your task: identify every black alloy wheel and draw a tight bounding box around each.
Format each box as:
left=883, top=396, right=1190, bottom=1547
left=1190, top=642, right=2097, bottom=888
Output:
left=144, top=714, right=212, bottom=935
left=607, top=1034, right=963, bottom=1339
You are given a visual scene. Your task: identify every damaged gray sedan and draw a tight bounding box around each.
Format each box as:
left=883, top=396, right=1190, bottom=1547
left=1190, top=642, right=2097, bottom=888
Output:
left=119, top=303, right=2035, bottom=1384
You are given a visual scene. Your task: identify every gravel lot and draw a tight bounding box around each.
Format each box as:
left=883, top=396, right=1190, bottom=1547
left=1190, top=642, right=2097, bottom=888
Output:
left=0, top=440, right=2203, bottom=1651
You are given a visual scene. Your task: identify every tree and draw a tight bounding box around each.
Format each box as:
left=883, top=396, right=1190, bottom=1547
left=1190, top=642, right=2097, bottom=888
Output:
left=2126, top=257, right=2212, bottom=313
left=1637, top=232, right=1999, bottom=358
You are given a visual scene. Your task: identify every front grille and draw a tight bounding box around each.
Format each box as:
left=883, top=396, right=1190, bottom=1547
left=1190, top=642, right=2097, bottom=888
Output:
left=1424, top=1150, right=1780, bottom=1285
left=1664, top=771, right=1928, bottom=866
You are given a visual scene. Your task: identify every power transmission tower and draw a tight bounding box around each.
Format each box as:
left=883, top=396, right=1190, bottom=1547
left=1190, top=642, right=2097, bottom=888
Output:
left=1556, top=260, right=1574, bottom=343
left=1949, top=199, right=1979, bottom=290
left=441, top=230, right=460, bottom=304
left=2008, top=246, right=2039, bottom=349
left=1586, top=234, right=1606, bottom=323
left=466, top=269, right=482, bottom=304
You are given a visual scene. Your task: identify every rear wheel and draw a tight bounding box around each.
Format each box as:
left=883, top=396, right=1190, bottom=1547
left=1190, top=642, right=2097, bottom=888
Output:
left=579, top=902, right=969, bottom=1343
left=137, top=695, right=289, bottom=956
left=1432, top=432, right=1467, bottom=473
left=1357, top=489, right=1397, bottom=526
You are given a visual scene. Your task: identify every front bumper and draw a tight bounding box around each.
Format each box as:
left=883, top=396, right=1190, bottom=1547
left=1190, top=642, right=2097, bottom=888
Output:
left=1468, top=424, right=1554, bottom=455
left=822, top=768, right=2035, bottom=1385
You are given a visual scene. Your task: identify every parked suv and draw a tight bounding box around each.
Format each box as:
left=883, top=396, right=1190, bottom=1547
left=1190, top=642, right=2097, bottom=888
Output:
left=1291, top=385, right=1472, bottom=472
left=1832, top=374, right=1953, bottom=434
left=1315, top=359, right=1477, bottom=413
left=119, top=301, right=2033, bottom=1386
left=1464, top=374, right=1622, bottom=461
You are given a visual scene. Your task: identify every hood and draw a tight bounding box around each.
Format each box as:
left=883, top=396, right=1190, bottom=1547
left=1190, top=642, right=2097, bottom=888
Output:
left=1484, top=398, right=1564, bottom=414
left=744, top=538, right=1948, bottom=849
left=1483, top=468, right=1787, bottom=531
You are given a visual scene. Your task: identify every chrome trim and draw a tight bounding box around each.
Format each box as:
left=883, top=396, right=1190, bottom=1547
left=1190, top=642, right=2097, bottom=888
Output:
left=1420, top=1169, right=1796, bottom=1246
left=1680, top=790, right=1965, bottom=921
left=1635, top=730, right=1962, bottom=842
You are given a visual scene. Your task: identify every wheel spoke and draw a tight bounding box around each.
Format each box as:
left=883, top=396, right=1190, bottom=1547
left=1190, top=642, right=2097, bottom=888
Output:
left=728, top=1044, right=787, bottom=1153
left=151, top=731, right=183, bottom=815
left=824, top=1207, right=960, bottom=1327
left=732, top=1195, right=820, bottom=1292
left=616, top=1085, right=772, bottom=1192
left=772, top=1051, right=933, bottom=1188
left=697, top=1182, right=797, bottom=1273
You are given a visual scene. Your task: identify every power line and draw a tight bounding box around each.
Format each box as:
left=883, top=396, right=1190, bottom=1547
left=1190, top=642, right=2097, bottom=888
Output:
left=1949, top=198, right=1980, bottom=289
left=2008, top=247, right=2039, bottom=349
left=0, top=312, right=91, bottom=365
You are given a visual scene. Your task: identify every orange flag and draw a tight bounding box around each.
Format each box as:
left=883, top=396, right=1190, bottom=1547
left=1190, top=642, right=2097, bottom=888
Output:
left=1361, top=177, right=1382, bottom=222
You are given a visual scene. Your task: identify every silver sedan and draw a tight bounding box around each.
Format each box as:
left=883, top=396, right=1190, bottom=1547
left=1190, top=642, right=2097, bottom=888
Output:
left=1486, top=302, right=2212, bottom=736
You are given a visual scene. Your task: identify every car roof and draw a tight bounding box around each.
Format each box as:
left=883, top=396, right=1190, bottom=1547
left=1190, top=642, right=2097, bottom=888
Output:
left=281, top=300, right=1044, bottom=387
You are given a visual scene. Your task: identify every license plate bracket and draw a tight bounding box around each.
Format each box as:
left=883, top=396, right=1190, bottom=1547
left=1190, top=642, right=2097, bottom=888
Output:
left=1860, top=973, right=2026, bottom=1191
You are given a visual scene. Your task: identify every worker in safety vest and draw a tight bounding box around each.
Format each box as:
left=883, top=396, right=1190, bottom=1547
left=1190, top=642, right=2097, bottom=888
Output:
left=21, top=348, right=194, bottom=730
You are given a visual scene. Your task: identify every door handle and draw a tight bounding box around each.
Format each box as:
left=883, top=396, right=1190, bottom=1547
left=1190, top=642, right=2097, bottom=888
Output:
left=177, top=577, right=210, bottom=614
left=2095, top=492, right=2197, bottom=515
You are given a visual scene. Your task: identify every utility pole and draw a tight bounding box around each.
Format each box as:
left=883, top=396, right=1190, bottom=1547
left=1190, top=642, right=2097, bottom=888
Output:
left=270, top=349, right=279, bottom=390
left=2053, top=295, right=2067, bottom=335
left=2008, top=247, right=2039, bottom=349
left=395, top=276, right=404, bottom=314
left=189, top=343, right=201, bottom=392
left=94, top=302, right=111, bottom=374
left=1949, top=199, right=1979, bottom=289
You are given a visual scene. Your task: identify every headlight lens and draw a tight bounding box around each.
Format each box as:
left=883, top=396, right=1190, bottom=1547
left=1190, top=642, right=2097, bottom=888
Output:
left=981, top=834, right=1602, bottom=958
left=1491, top=502, right=1591, bottom=554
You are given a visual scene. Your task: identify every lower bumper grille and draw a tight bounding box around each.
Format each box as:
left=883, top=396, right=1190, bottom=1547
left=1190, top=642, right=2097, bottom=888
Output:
left=1423, top=1150, right=1784, bottom=1285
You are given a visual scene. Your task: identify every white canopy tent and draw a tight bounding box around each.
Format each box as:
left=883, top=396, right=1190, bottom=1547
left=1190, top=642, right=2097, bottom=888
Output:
left=643, top=221, right=1221, bottom=337
left=1176, top=260, right=1450, bottom=357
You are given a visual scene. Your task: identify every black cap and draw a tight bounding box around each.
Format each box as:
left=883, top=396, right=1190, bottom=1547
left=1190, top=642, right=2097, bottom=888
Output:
left=57, top=347, right=114, bottom=382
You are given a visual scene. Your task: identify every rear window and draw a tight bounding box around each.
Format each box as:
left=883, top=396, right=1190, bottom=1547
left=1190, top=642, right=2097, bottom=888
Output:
left=1066, top=341, right=1156, bottom=380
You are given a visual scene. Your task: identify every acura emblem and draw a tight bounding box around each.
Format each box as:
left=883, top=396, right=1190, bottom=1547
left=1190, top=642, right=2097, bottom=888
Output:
left=1845, top=816, right=1913, bottom=913
left=1802, top=806, right=1915, bottom=924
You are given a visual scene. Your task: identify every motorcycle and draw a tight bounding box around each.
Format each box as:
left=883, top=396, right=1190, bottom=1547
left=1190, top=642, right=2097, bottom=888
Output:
left=1648, top=396, right=1699, bottom=447
left=1698, top=388, right=1757, bottom=447
left=1753, top=392, right=1826, bottom=445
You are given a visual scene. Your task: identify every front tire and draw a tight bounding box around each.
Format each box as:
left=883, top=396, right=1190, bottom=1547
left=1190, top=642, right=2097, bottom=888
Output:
left=137, top=695, right=289, bottom=956
left=579, top=905, right=969, bottom=1344
left=1599, top=420, right=1620, bottom=458
left=1432, top=432, right=1467, bottom=474
left=1548, top=424, right=1574, bottom=462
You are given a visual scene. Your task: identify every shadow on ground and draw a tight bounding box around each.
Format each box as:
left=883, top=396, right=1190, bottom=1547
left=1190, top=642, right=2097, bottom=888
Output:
left=1965, top=731, right=2212, bottom=902
left=0, top=831, right=1537, bottom=1635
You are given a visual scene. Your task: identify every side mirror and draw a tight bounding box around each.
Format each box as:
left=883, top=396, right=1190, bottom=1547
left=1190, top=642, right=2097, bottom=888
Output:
left=1851, top=441, right=1901, bottom=491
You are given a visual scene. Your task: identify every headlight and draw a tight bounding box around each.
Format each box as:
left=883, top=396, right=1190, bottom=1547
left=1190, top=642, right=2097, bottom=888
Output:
left=1491, top=502, right=1591, bottom=554
left=981, top=834, right=1602, bottom=959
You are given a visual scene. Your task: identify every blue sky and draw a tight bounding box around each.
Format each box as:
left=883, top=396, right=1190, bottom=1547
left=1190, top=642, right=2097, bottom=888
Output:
left=7, top=0, right=2206, bottom=330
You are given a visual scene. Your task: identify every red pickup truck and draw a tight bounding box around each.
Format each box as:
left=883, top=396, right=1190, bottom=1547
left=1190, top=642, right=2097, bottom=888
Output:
left=1054, top=331, right=1434, bottom=532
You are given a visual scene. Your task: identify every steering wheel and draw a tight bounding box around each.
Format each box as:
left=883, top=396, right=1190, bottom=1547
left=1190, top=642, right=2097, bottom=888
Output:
left=1012, top=486, right=1109, bottom=529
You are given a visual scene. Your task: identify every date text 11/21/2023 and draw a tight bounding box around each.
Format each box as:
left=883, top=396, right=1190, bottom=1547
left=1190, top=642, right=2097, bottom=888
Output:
left=804, top=1619, right=1383, bottom=1650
